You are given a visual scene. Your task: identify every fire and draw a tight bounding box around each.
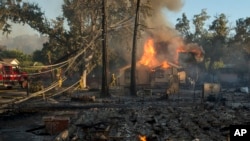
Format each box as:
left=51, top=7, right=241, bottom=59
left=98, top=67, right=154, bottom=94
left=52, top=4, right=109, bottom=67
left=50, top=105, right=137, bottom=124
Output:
left=162, top=61, right=170, bottom=68
left=177, top=43, right=204, bottom=62
left=139, top=38, right=204, bottom=69
left=139, top=39, right=159, bottom=68
left=139, top=39, right=171, bottom=68
left=138, top=135, right=147, bottom=141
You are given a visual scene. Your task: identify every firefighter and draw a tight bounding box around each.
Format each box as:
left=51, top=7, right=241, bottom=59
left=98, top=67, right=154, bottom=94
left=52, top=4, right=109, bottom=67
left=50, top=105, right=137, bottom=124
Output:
left=110, top=73, right=117, bottom=86
left=57, top=68, right=63, bottom=88
left=79, top=75, right=84, bottom=89
left=58, top=76, right=63, bottom=88
left=56, top=68, right=62, bottom=79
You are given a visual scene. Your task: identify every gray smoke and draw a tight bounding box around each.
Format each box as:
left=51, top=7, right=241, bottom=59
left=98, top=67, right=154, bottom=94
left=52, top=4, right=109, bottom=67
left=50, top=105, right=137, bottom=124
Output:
left=137, top=0, right=184, bottom=58
left=143, top=0, right=183, bottom=40
left=0, top=34, right=48, bottom=54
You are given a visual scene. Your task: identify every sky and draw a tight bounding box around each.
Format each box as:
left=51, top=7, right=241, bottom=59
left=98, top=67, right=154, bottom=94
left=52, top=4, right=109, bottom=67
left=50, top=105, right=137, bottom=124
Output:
left=1, top=0, right=250, bottom=38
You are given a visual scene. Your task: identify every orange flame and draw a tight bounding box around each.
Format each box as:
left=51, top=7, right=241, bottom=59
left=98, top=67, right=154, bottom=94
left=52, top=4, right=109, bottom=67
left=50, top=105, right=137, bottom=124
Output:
left=139, top=39, right=171, bottom=69
left=162, top=61, right=170, bottom=68
left=138, top=135, right=147, bottom=141
left=139, top=37, right=204, bottom=69
left=177, top=43, right=204, bottom=62
left=139, top=39, right=159, bottom=68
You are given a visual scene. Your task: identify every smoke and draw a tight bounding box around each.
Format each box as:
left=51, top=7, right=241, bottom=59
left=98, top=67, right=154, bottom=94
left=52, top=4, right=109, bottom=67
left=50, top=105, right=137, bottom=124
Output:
left=143, top=0, right=183, bottom=40
left=138, top=0, right=205, bottom=65
left=110, top=0, right=204, bottom=70
left=0, top=34, right=48, bottom=54
left=135, top=0, right=186, bottom=61
left=150, top=0, right=183, bottom=11
left=184, top=43, right=205, bottom=62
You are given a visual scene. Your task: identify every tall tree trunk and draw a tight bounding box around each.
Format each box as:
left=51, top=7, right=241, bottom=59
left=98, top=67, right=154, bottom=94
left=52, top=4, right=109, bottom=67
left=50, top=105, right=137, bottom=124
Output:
left=130, top=0, right=141, bottom=96
left=101, top=0, right=109, bottom=97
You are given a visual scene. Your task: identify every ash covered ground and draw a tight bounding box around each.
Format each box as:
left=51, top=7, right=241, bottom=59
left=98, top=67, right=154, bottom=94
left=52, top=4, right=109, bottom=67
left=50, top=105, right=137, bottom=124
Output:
left=0, top=89, right=250, bottom=141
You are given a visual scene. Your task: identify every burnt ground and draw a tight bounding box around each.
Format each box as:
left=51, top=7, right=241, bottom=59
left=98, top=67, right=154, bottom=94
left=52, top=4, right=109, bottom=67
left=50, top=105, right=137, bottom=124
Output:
left=0, top=88, right=250, bottom=141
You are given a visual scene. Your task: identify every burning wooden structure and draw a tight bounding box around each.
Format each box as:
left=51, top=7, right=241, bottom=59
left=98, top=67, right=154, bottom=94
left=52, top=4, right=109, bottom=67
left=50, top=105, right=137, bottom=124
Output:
left=118, top=62, right=181, bottom=94
left=118, top=64, right=150, bottom=87
left=84, top=36, right=204, bottom=93
left=117, top=37, right=205, bottom=94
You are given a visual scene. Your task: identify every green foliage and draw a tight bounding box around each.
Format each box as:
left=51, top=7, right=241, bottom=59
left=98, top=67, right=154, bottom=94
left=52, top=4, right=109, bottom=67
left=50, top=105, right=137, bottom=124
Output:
left=175, top=13, right=191, bottom=41
left=192, top=9, right=210, bottom=40
left=205, top=58, right=210, bottom=71
left=209, top=13, right=229, bottom=42
left=32, top=50, right=47, bottom=64
left=212, top=59, right=225, bottom=70
left=0, top=49, right=32, bottom=67
left=205, top=58, right=224, bottom=71
left=0, top=0, right=153, bottom=71
left=174, top=8, right=250, bottom=74
left=21, top=60, right=33, bottom=67
left=234, top=17, right=250, bottom=54
left=0, top=0, right=51, bottom=35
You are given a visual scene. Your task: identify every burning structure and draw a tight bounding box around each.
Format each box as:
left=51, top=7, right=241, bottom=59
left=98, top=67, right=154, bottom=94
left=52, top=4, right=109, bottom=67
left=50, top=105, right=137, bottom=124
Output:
left=118, top=36, right=204, bottom=94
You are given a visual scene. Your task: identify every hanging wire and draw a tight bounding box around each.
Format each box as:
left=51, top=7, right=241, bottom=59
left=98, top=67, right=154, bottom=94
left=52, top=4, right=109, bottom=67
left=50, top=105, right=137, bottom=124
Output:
left=25, top=62, right=69, bottom=76
left=47, top=80, right=80, bottom=98
left=0, top=17, right=138, bottom=109
left=24, top=35, right=99, bottom=97
left=28, top=59, right=70, bottom=68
